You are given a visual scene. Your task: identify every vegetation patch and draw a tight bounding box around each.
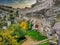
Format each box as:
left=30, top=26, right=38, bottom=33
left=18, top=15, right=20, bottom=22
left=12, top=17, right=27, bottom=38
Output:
left=38, top=42, right=49, bottom=45
left=27, top=30, right=47, bottom=41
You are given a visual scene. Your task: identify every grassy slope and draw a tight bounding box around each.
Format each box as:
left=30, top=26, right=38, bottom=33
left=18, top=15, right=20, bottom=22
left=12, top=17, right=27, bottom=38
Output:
left=39, top=42, right=49, bottom=45
left=27, top=30, right=47, bottom=41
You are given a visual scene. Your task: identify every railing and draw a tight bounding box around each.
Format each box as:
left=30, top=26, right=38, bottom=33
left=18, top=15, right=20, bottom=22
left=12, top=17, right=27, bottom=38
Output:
left=30, top=38, right=57, bottom=45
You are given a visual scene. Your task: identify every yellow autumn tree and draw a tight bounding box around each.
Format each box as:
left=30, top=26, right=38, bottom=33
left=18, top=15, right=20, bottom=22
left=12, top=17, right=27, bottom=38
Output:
left=20, top=21, right=28, bottom=30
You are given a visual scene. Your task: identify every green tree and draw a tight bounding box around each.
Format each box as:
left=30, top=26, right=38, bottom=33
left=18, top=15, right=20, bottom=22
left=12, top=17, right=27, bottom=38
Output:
left=9, top=14, right=15, bottom=24
left=15, top=10, right=19, bottom=17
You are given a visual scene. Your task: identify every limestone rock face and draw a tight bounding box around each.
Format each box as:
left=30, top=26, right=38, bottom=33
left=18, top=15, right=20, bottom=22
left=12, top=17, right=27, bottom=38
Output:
left=20, top=0, right=55, bottom=15
left=55, top=0, right=60, bottom=6
left=20, top=0, right=60, bottom=28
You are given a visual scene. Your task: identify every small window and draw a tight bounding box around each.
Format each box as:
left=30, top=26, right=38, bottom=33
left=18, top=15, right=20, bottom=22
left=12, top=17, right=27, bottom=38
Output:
left=50, top=34, right=52, bottom=36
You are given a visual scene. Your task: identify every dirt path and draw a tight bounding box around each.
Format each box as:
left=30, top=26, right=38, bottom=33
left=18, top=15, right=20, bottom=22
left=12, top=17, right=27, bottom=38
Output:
left=21, top=36, right=49, bottom=45
left=31, top=39, right=48, bottom=45
left=21, top=36, right=36, bottom=45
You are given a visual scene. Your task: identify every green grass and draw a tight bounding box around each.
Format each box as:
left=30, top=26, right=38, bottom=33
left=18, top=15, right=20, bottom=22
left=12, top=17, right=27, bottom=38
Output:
left=38, top=42, right=49, bottom=45
left=27, top=30, right=47, bottom=41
